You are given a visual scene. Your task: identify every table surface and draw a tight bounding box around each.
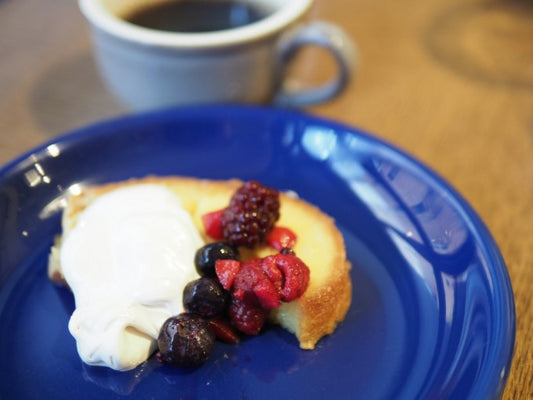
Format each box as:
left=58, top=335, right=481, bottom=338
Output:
left=1, top=0, right=531, bottom=398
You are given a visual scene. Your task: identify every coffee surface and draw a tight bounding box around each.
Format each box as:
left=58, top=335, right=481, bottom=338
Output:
left=125, top=0, right=269, bottom=33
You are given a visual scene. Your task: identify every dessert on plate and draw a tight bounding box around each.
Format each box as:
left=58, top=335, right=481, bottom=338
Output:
left=48, top=176, right=352, bottom=370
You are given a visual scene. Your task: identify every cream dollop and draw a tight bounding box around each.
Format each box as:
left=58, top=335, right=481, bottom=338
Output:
left=60, top=184, right=203, bottom=370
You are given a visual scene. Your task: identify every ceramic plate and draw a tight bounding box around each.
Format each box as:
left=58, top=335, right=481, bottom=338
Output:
left=0, top=106, right=515, bottom=399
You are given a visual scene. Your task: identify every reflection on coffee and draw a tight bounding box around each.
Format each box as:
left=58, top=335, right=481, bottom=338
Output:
left=125, top=0, right=269, bottom=33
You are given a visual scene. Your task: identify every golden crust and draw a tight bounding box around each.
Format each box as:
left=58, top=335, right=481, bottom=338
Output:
left=49, top=176, right=352, bottom=349
left=288, top=261, right=352, bottom=349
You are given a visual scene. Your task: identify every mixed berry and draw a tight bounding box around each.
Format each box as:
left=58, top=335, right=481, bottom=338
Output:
left=221, top=180, right=280, bottom=248
left=194, top=242, right=239, bottom=278
left=157, top=313, right=215, bottom=367
left=156, top=180, right=309, bottom=368
left=183, top=277, right=229, bottom=318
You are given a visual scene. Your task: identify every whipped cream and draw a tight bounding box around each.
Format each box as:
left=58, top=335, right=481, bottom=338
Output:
left=60, top=184, right=203, bottom=370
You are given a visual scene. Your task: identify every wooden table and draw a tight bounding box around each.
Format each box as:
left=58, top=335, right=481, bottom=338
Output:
left=1, top=0, right=531, bottom=398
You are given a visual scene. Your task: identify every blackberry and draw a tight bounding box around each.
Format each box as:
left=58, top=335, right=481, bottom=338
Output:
left=221, top=180, right=280, bottom=248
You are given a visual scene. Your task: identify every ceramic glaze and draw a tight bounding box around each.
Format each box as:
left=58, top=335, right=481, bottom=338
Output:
left=0, top=106, right=515, bottom=399
left=79, top=0, right=357, bottom=109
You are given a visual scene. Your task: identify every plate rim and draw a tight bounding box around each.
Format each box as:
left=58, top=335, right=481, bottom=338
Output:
left=0, top=104, right=516, bottom=399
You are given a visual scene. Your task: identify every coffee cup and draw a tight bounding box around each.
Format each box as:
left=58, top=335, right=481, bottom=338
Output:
left=79, top=0, right=358, bottom=110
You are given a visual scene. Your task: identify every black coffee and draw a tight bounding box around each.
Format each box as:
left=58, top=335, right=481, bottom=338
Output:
left=125, top=1, right=269, bottom=33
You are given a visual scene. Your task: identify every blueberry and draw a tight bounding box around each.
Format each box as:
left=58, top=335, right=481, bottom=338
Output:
left=280, top=247, right=296, bottom=255
left=157, top=313, right=215, bottom=367
left=183, top=278, right=229, bottom=318
left=194, top=242, right=239, bottom=277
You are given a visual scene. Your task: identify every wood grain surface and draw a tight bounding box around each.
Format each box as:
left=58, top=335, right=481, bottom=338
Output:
left=1, top=0, right=531, bottom=398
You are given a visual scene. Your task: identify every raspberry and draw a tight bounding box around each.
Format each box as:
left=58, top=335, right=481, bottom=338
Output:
left=231, top=258, right=264, bottom=294
left=218, top=254, right=310, bottom=313
left=208, top=317, right=241, bottom=344
left=258, top=256, right=283, bottom=293
left=215, top=259, right=241, bottom=290
left=229, top=298, right=268, bottom=335
left=267, top=226, right=297, bottom=251
left=229, top=259, right=279, bottom=309
left=217, top=253, right=310, bottom=336
left=202, top=209, right=225, bottom=240
left=221, top=181, right=280, bottom=248
left=253, top=278, right=281, bottom=310
left=273, top=254, right=310, bottom=302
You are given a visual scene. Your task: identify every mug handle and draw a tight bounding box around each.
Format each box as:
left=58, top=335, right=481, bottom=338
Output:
left=274, top=21, right=358, bottom=107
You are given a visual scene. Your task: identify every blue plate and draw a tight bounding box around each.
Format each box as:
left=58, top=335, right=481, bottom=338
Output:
left=0, top=106, right=515, bottom=399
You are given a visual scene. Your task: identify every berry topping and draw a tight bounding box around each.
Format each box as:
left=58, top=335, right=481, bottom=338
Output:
left=157, top=313, right=215, bottom=367
left=183, top=278, right=229, bottom=318
left=155, top=180, right=315, bottom=368
left=195, top=242, right=239, bottom=278
left=218, top=254, right=310, bottom=307
left=231, top=258, right=264, bottom=296
left=202, top=209, right=225, bottom=240
left=253, top=278, right=281, bottom=310
left=267, top=226, right=297, bottom=251
left=215, top=252, right=310, bottom=334
left=215, top=259, right=241, bottom=290
left=273, top=254, right=310, bottom=302
left=229, top=298, right=268, bottom=336
left=280, top=247, right=296, bottom=255
left=208, top=317, right=241, bottom=344
left=257, top=255, right=283, bottom=292
left=221, top=181, right=280, bottom=248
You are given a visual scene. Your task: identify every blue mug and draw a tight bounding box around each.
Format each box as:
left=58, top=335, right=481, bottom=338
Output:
left=79, top=0, right=358, bottom=109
